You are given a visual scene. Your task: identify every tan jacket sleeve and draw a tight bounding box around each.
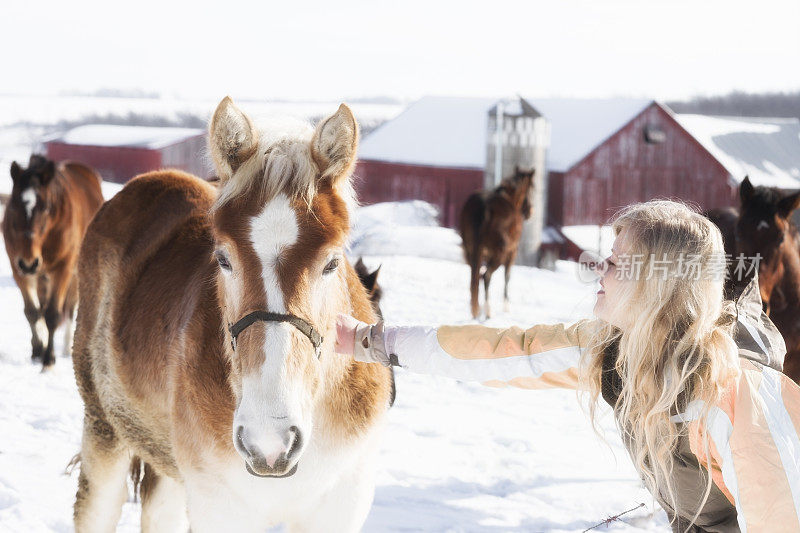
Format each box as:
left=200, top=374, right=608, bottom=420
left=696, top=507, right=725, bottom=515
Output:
left=683, top=361, right=800, bottom=532
left=384, top=319, right=593, bottom=390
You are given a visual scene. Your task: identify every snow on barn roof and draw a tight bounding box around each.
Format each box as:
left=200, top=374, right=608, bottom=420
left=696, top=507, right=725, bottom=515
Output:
left=675, top=114, right=800, bottom=189
left=525, top=97, right=651, bottom=172
left=46, top=125, right=205, bottom=150
left=358, top=96, right=652, bottom=172
left=358, top=96, right=497, bottom=169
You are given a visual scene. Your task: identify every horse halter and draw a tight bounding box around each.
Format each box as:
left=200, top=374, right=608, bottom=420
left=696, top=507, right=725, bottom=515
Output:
left=228, top=311, right=324, bottom=359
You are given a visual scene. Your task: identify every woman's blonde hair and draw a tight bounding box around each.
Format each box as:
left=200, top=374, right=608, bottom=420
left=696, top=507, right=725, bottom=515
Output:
left=582, top=200, right=740, bottom=526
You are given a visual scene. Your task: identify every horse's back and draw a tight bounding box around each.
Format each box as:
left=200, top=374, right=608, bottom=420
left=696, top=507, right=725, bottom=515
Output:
left=75, top=170, right=217, bottom=429
left=459, top=191, right=487, bottom=263
left=58, top=161, right=104, bottom=215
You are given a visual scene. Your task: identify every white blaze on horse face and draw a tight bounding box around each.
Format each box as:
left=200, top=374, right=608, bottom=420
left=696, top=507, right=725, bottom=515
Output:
left=233, top=193, right=309, bottom=469
left=21, top=188, right=37, bottom=221
left=758, top=220, right=770, bottom=231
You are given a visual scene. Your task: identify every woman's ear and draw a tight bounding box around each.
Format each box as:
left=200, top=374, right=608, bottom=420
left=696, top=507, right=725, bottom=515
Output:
left=310, top=104, right=358, bottom=186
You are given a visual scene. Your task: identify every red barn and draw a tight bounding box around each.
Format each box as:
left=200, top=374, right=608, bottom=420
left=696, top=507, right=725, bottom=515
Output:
left=45, top=125, right=208, bottom=184
left=547, top=102, right=738, bottom=226
left=356, top=97, right=494, bottom=228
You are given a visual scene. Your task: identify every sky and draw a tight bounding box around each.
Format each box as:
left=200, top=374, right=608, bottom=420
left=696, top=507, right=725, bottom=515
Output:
left=4, top=0, right=800, bottom=102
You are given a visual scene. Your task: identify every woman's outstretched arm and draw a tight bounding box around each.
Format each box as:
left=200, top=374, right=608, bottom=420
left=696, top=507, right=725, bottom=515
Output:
left=337, top=315, right=594, bottom=390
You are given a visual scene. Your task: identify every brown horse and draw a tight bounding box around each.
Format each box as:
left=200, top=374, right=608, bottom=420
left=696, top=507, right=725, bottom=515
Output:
left=2, top=155, right=103, bottom=369
left=459, top=167, right=534, bottom=319
left=735, top=176, right=800, bottom=382
left=71, top=98, right=394, bottom=532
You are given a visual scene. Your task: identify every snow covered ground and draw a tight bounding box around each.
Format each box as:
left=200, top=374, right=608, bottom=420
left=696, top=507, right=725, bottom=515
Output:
left=0, top=198, right=669, bottom=531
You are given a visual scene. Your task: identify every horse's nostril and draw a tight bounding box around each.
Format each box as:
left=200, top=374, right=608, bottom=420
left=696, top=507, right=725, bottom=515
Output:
left=32, top=258, right=39, bottom=270
left=17, top=259, right=25, bottom=271
left=286, top=426, right=303, bottom=460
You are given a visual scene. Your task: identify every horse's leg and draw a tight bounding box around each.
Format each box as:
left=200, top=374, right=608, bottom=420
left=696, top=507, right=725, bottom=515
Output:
left=503, top=253, right=516, bottom=313
left=41, top=265, right=71, bottom=368
left=483, top=257, right=502, bottom=319
left=140, top=464, right=188, bottom=533
left=74, top=418, right=131, bottom=533
left=62, top=276, right=79, bottom=358
left=13, top=271, right=46, bottom=361
left=469, top=259, right=481, bottom=319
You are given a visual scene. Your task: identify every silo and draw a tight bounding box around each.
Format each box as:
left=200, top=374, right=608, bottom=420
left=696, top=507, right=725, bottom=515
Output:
left=485, top=97, right=550, bottom=266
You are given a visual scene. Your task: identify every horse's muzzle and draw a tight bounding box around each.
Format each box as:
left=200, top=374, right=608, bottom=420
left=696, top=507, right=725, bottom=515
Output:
left=235, top=425, right=303, bottom=478
left=18, top=257, right=40, bottom=275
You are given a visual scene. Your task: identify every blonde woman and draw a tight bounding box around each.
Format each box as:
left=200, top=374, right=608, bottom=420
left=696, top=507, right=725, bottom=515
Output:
left=337, top=200, right=800, bottom=532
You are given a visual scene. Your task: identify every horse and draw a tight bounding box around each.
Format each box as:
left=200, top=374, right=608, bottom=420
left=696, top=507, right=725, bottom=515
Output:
left=703, top=206, right=747, bottom=301
left=2, top=155, right=103, bottom=369
left=459, top=167, right=534, bottom=319
left=354, top=257, right=382, bottom=318
left=735, top=176, right=800, bottom=382
left=71, top=98, right=394, bottom=532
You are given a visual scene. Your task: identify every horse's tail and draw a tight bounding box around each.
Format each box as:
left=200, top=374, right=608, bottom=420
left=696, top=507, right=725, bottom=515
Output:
left=459, top=193, right=485, bottom=267
left=460, top=193, right=487, bottom=318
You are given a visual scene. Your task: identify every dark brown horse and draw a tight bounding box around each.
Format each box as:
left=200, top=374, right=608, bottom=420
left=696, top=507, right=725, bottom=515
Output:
left=735, top=176, right=800, bottom=382
left=354, top=257, right=382, bottom=318
left=704, top=206, right=748, bottom=300
left=2, top=155, right=103, bottom=369
left=459, top=167, right=534, bottom=319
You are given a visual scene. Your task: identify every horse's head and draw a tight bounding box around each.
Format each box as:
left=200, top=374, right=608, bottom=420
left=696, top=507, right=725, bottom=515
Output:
left=3, top=155, right=58, bottom=276
left=512, top=166, right=534, bottom=219
left=736, top=176, right=800, bottom=307
left=208, top=97, right=358, bottom=478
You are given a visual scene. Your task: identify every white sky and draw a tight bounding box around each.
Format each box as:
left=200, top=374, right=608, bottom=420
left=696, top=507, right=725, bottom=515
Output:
left=4, top=0, right=799, bottom=101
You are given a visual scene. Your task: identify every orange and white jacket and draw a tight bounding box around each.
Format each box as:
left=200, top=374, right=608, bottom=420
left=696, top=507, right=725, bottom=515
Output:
left=364, top=283, right=800, bottom=531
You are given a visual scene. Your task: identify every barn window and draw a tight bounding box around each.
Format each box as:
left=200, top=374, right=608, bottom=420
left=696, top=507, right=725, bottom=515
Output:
left=644, top=125, right=666, bottom=144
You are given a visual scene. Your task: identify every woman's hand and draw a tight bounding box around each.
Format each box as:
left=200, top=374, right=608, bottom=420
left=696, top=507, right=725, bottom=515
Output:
left=335, top=313, right=393, bottom=366
left=335, top=313, right=363, bottom=356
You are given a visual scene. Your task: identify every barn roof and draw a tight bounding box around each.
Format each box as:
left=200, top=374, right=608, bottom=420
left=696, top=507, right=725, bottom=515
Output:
left=675, top=114, right=800, bottom=189
left=358, top=96, right=652, bottom=172
left=46, top=125, right=205, bottom=150
left=358, top=96, right=497, bottom=169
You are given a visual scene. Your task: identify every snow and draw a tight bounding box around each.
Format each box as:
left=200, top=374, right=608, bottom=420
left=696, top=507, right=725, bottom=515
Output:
left=0, top=174, right=124, bottom=200
left=47, top=125, right=204, bottom=149
left=358, top=96, right=496, bottom=169
left=561, top=225, right=616, bottom=258
left=676, top=114, right=800, bottom=188
left=358, top=96, right=652, bottom=172
left=0, top=198, right=669, bottom=531
left=527, top=98, right=651, bottom=172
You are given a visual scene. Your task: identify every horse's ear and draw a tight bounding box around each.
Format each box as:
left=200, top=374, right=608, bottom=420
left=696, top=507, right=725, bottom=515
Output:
left=208, top=96, right=259, bottom=181
left=739, top=176, right=754, bottom=204
left=778, top=190, right=800, bottom=219
left=10, top=161, right=21, bottom=183
left=39, top=160, right=56, bottom=186
left=311, top=104, right=358, bottom=185
left=364, top=265, right=381, bottom=291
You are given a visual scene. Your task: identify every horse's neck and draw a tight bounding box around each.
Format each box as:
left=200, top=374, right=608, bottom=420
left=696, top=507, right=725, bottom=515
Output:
left=776, top=234, right=800, bottom=303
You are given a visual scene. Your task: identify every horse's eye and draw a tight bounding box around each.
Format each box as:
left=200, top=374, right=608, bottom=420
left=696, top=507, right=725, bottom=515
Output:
left=215, top=251, right=232, bottom=271
left=323, top=257, right=339, bottom=275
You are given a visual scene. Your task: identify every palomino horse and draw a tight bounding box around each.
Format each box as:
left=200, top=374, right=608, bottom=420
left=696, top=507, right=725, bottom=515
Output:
left=735, top=176, right=800, bottom=382
left=2, top=155, right=103, bottom=369
left=459, top=167, right=534, bottom=319
left=71, top=98, right=394, bottom=532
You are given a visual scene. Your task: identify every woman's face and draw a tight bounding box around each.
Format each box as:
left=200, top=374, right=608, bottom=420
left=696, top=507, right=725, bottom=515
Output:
left=593, top=229, right=633, bottom=330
